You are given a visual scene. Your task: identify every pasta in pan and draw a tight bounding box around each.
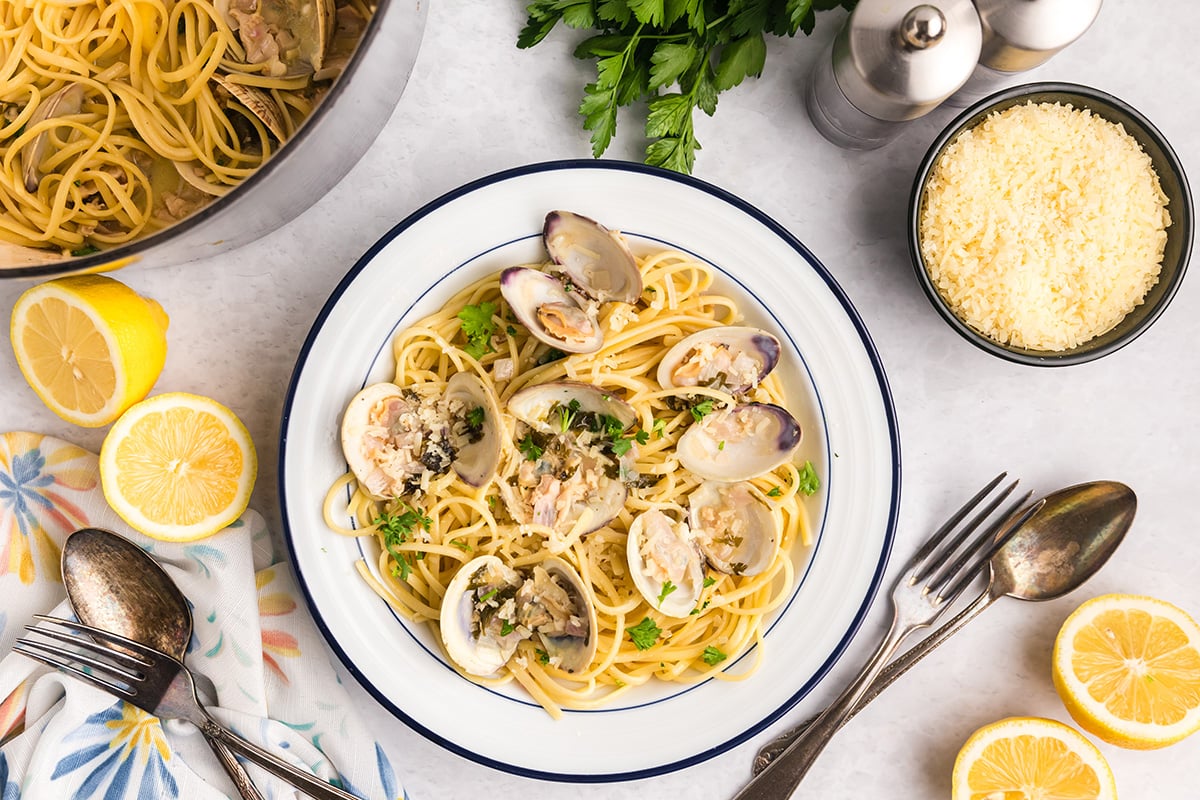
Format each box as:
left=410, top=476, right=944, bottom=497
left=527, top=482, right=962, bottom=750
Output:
left=0, top=0, right=371, bottom=254
left=324, top=219, right=816, bottom=718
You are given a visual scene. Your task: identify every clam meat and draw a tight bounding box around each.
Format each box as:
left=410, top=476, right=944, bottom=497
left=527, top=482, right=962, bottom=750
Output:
left=677, top=403, right=801, bottom=482
left=439, top=555, right=597, bottom=676
left=542, top=210, right=643, bottom=304
left=500, top=266, right=604, bottom=354
left=657, top=326, right=781, bottom=395
left=627, top=509, right=706, bottom=618
left=688, top=482, right=778, bottom=576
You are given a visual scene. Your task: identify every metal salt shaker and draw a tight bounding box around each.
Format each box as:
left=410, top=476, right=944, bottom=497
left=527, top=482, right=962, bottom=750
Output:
left=806, top=0, right=982, bottom=150
left=946, top=0, right=1103, bottom=106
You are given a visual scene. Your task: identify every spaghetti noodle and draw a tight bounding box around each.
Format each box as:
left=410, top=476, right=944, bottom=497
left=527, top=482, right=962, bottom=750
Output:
left=0, top=0, right=371, bottom=254
left=324, top=247, right=815, bottom=717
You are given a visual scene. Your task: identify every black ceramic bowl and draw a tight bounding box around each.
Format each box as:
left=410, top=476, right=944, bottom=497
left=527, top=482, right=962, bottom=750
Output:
left=909, top=82, right=1193, bottom=366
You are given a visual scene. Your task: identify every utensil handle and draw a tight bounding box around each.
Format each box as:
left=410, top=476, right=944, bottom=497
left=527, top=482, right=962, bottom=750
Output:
left=206, top=735, right=266, bottom=800
left=731, top=616, right=908, bottom=800
left=752, top=586, right=998, bottom=773
left=202, top=717, right=361, bottom=800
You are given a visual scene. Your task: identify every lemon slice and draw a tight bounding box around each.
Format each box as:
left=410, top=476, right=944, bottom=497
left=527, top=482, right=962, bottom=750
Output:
left=1053, top=593, right=1200, bottom=749
left=10, top=275, right=169, bottom=427
left=952, top=716, right=1117, bottom=800
left=100, top=392, right=257, bottom=541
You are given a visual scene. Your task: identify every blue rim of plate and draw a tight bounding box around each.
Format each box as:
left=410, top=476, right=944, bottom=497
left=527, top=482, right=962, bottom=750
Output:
left=279, top=158, right=902, bottom=783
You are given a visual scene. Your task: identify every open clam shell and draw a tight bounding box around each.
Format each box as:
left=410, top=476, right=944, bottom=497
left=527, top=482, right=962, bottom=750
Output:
left=445, top=371, right=503, bottom=487
left=677, top=403, right=801, bottom=482
left=656, top=326, right=782, bottom=395
left=507, top=381, right=637, bottom=435
left=213, top=75, right=288, bottom=141
left=542, top=210, right=643, bottom=304
left=688, top=482, right=778, bottom=576
left=627, top=509, right=706, bottom=618
left=340, top=382, right=414, bottom=499
left=500, top=266, right=604, bottom=354
left=520, top=557, right=598, bottom=674
left=439, top=555, right=526, bottom=677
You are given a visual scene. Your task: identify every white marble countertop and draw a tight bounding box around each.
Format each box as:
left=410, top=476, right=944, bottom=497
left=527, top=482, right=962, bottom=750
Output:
left=3, top=1, right=1199, bottom=798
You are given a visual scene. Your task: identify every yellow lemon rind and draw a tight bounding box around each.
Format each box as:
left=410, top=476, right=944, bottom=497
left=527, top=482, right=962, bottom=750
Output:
left=10, top=276, right=167, bottom=427
left=1052, top=593, right=1200, bottom=750
left=99, top=392, right=256, bottom=542
left=952, top=716, right=1117, bottom=800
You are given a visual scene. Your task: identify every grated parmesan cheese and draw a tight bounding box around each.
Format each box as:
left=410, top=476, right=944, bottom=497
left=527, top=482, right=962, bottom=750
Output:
left=919, top=101, right=1171, bottom=351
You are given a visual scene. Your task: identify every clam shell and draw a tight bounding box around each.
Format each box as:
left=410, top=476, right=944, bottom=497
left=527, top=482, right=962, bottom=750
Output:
left=340, top=382, right=410, bottom=499
left=529, top=557, right=598, bottom=673
left=677, top=403, right=801, bottom=482
left=543, top=210, right=643, bottom=304
left=656, top=326, right=781, bottom=395
left=627, top=509, right=705, bottom=618
left=445, top=371, right=502, bottom=487
left=506, top=380, right=636, bottom=435
left=500, top=266, right=603, bottom=354
left=688, top=482, right=778, bottom=576
left=439, top=555, right=525, bottom=677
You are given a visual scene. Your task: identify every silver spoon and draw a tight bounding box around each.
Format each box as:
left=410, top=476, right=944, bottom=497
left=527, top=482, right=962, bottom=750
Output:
left=62, top=528, right=265, bottom=800
left=753, top=480, right=1135, bottom=774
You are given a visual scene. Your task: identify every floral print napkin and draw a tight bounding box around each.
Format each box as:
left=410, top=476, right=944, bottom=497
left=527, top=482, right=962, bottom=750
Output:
left=0, top=432, right=406, bottom=800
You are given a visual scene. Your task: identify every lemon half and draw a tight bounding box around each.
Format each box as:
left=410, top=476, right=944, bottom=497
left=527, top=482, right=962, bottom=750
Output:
left=952, top=716, right=1117, bottom=800
left=1053, top=593, right=1200, bottom=749
left=100, top=392, right=257, bottom=542
left=10, top=275, right=169, bottom=427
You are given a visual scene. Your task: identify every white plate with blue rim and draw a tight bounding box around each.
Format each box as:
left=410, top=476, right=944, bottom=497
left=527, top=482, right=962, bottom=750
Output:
left=279, top=160, right=900, bottom=782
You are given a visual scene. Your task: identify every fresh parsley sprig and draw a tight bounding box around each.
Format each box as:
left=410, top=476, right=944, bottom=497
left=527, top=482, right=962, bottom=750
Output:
left=457, top=302, right=497, bottom=360
left=518, top=0, right=857, bottom=174
left=375, top=503, right=432, bottom=582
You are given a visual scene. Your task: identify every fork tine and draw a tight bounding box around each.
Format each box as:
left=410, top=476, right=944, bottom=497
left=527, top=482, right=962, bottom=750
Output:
left=30, top=615, right=162, bottom=662
left=11, top=640, right=137, bottom=697
left=906, top=472, right=1007, bottom=572
left=936, top=497, right=1048, bottom=605
left=911, top=475, right=1017, bottom=583
left=923, top=489, right=1031, bottom=592
left=23, top=622, right=149, bottom=671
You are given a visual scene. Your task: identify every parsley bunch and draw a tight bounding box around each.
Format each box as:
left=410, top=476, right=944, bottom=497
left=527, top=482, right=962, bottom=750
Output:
left=518, top=0, right=856, bottom=174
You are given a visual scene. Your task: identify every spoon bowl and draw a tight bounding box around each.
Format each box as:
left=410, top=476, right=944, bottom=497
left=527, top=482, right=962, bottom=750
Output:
left=62, top=528, right=264, bottom=800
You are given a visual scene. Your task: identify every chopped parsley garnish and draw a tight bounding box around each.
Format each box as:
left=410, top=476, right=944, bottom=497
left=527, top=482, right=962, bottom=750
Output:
left=702, top=646, right=728, bottom=666
left=477, top=588, right=499, bottom=604
left=657, top=580, right=677, bottom=605
left=457, top=301, right=497, bottom=360
left=652, top=418, right=667, bottom=439
left=702, top=576, right=717, bottom=588
left=500, top=620, right=516, bottom=636
left=797, top=460, right=821, bottom=496
left=518, top=433, right=544, bottom=461
left=766, top=486, right=783, bottom=498
left=610, top=427, right=649, bottom=457
left=375, top=504, right=431, bottom=582
left=70, top=244, right=101, bottom=257
left=690, top=399, right=715, bottom=422
left=449, top=540, right=473, bottom=552
left=628, top=616, right=662, bottom=651
left=506, top=324, right=518, bottom=336
left=536, top=648, right=550, bottom=665
left=717, top=440, right=725, bottom=451
left=465, top=405, right=485, bottom=432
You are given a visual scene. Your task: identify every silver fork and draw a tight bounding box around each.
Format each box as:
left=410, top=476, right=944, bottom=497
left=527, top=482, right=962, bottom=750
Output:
left=14, top=616, right=361, bottom=800
left=730, top=473, right=1041, bottom=800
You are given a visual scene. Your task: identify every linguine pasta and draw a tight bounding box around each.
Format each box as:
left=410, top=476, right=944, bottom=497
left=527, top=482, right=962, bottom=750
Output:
left=324, top=248, right=813, bottom=718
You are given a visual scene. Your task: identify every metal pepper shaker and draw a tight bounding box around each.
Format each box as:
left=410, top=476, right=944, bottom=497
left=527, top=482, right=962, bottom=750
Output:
left=946, top=0, right=1103, bottom=106
left=806, top=0, right=982, bottom=150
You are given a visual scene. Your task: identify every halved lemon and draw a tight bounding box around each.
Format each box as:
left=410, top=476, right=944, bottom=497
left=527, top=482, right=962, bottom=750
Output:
left=100, top=392, right=256, bottom=541
left=952, top=716, right=1117, bottom=800
left=1053, top=593, right=1200, bottom=749
left=10, top=275, right=169, bottom=427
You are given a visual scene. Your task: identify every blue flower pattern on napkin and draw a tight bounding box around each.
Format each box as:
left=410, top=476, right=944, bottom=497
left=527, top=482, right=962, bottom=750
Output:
left=51, top=705, right=177, bottom=800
